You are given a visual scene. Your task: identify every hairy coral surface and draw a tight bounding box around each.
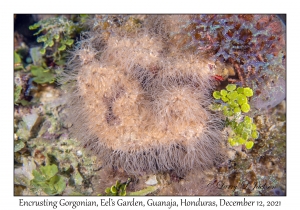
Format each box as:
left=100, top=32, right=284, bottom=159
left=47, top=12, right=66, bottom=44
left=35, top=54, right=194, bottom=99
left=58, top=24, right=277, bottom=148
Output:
left=61, top=15, right=226, bottom=175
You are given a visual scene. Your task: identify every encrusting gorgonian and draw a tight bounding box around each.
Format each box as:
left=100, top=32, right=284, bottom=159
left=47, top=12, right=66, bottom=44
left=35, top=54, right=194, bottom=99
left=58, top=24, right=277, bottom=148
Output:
left=60, top=15, right=227, bottom=175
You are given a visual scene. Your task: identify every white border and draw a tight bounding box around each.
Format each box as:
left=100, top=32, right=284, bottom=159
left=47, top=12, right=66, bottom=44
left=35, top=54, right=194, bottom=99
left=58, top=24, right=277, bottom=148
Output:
left=2, top=1, right=297, bottom=209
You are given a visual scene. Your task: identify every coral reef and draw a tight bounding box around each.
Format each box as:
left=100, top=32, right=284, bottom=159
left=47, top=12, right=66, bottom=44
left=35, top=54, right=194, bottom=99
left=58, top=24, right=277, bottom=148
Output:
left=14, top=14, right=286, bottom=196
left=61, top=15, right=227, bottom=175
left=174, top=15, right=286, bottom=110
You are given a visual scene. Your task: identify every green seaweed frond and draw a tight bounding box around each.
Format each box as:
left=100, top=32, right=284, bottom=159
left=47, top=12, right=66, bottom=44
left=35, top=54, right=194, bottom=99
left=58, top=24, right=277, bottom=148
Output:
left=30, top=65, right=56, bottom=84
left=99, top=178, right=131, bottom=196
left=29, top=15, right=87, bottom=62
left=98, top=178, right=158, bottom=196
left=30, top=164, right=66, bottom=195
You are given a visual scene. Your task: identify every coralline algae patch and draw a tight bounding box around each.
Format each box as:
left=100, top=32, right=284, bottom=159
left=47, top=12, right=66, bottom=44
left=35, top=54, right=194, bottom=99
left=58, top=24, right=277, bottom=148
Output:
left=173, top=14, right=286, bottom=110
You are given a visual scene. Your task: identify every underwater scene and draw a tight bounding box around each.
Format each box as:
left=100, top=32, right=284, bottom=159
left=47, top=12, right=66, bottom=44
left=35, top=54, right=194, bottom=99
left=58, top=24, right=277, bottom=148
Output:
left=14, top=14, right=286, bottom=196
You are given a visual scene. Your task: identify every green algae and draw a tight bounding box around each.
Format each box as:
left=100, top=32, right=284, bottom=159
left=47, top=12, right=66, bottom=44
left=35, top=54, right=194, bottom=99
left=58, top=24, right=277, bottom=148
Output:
left=30, top=164, right=66, bottom=195
left=129, top=186, right=158, bottom=196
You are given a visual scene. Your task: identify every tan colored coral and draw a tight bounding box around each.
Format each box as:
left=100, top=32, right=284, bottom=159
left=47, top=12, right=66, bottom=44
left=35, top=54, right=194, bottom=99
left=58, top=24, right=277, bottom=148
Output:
left=62, top=15, right=226, bottom=175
